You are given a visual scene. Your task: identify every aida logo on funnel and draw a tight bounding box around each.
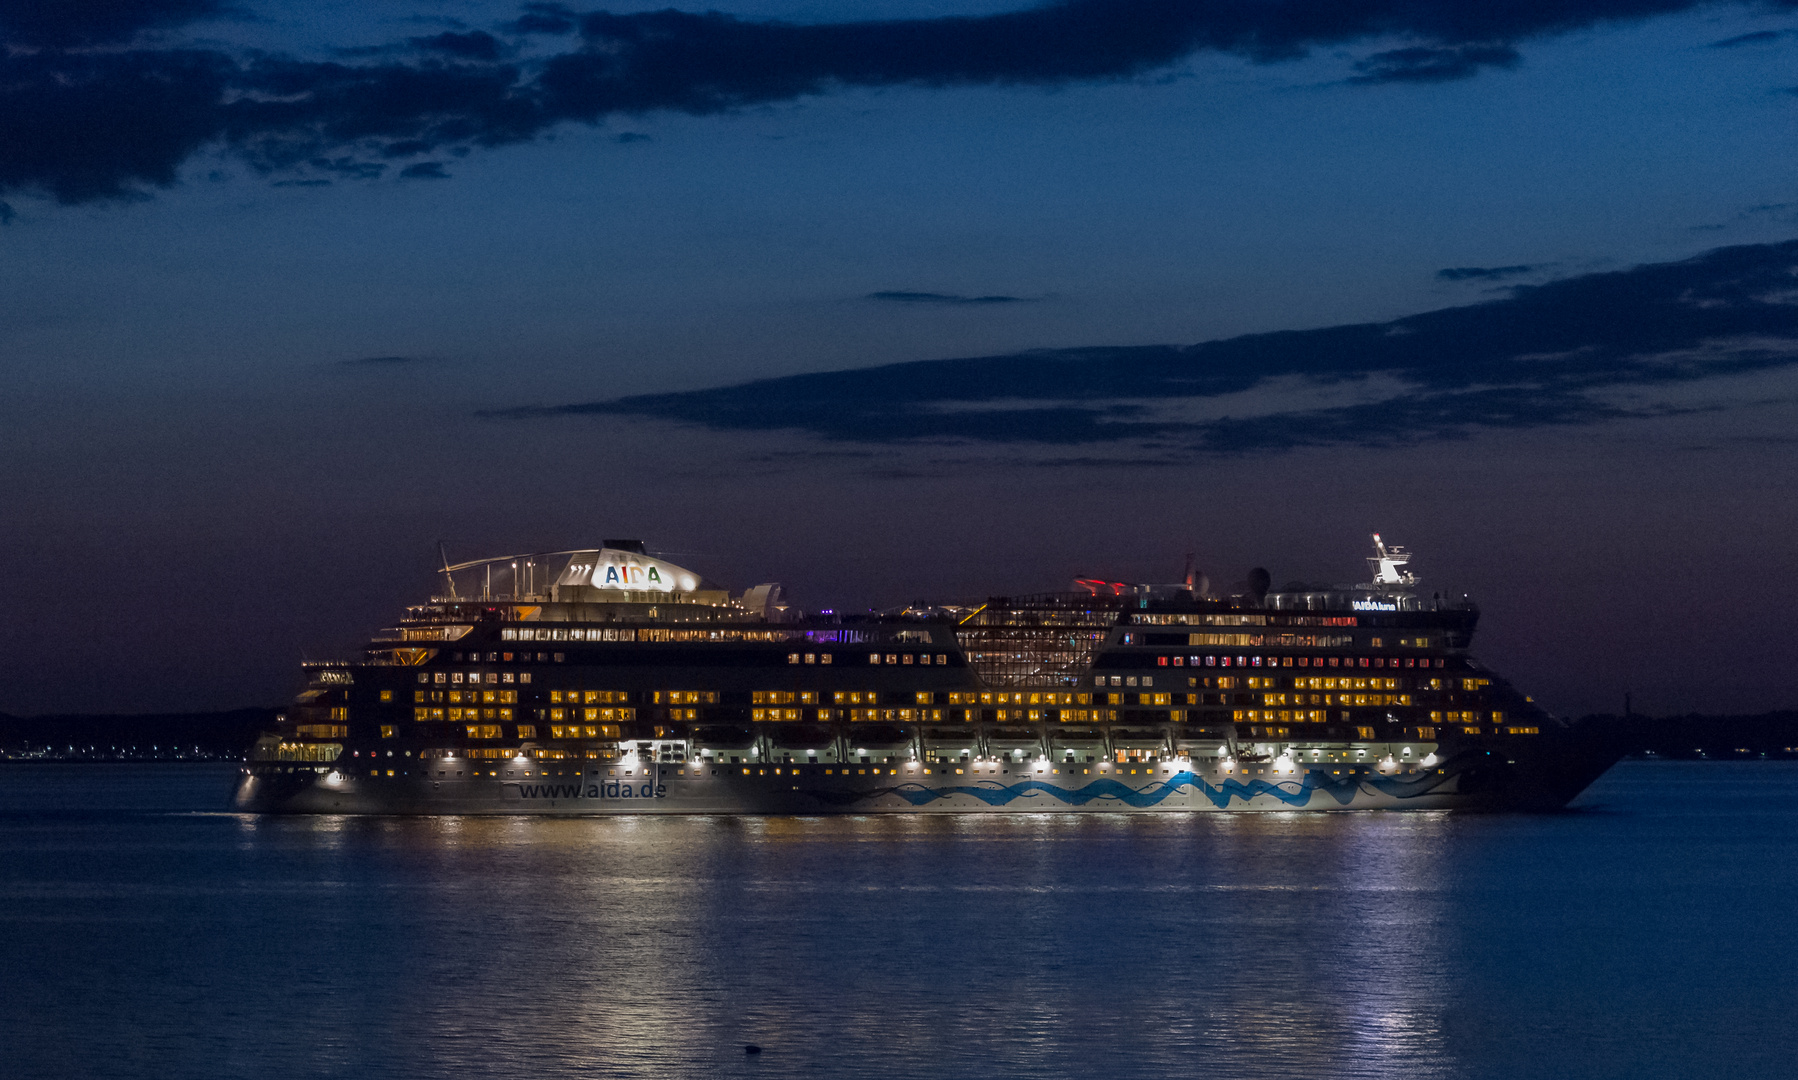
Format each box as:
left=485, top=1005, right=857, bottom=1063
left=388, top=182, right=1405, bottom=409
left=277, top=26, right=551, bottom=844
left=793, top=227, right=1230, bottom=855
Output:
left=601, top=563, right=665, bottom=589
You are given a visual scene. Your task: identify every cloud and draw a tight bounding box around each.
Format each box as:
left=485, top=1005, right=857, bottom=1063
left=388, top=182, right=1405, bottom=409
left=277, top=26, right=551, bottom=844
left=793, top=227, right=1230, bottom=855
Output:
left=612, top=131, right=652, bottom=143
left=508, top=4, right=577, bottom=36
left=398, top=161, right=451, bottom=179
left=1349, top=43, right=1521, bottom=84
left=0, top=200, right=13, bottom=224
left=339, top=354, right=427, bottom=366
left=1708, top=29, right=1791, bottom=47
left=410, top=30, right=505, bottom=62
left=496, top=240, right=1798, bottom=454
left=866, top=291, right=1032, bottom=305
left=1437, top=263, right=1546, bottom=281
left=0, top=0, right=223, bottom=47
left=3, top=0, right=1791, bottom=204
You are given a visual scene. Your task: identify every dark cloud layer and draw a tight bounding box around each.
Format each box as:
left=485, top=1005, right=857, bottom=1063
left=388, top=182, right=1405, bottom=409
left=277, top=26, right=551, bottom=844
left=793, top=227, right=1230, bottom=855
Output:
left=867, top=291, right=1032, bottom=304
left=503, top=240, right=1798, bottom=453
left=4, top=0, right=1794, bottom=204
left=1709, top=28, right=1792, bottom=46
left=1437, top=263, right=1545, bottom=281
left=333, top=354, right=453, bottom=372
left=1349, top=43, right=1521, bottom=84
left=0, top=0, right=223, bottom=46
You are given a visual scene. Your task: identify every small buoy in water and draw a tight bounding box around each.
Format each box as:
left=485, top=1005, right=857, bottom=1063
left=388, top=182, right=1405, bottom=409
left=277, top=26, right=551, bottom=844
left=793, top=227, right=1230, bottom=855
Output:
left=744, top=1044, right=762, bottom=1055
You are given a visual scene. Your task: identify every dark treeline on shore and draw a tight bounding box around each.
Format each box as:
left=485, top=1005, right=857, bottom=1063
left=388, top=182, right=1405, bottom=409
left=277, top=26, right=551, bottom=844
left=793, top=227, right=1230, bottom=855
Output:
left=0, top=709, right=280, bottom=761
left=0, top=709, right=1795, bottom=763
left=1608, top=711, right=1798, bottom=760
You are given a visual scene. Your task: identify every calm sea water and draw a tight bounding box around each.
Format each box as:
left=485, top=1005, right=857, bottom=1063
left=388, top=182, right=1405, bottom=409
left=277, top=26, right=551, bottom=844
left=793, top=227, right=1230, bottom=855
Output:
left=1, top=761, right=1794, bottom=1080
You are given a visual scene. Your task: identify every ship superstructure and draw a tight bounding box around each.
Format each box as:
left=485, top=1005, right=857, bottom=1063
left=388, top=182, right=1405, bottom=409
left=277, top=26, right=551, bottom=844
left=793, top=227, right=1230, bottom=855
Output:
left=233, top=538, right=1621, bottom=814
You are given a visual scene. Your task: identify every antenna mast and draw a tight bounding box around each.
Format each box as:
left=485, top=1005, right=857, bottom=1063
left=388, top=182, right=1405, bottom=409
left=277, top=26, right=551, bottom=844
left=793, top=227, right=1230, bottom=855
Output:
left=1366, top=533, right=1418, bottom=589
left=438, top=541, right=458, bottom=599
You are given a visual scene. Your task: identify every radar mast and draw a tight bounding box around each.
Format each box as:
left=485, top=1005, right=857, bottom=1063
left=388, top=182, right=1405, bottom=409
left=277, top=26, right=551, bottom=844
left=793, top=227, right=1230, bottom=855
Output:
left=1365, top=533, right=1418, bottom=590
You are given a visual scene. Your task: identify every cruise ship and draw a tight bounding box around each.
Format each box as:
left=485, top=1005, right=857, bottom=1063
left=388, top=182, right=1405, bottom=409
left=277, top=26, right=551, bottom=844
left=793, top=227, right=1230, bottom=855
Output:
left=232, top=537, right=1622, bottom=814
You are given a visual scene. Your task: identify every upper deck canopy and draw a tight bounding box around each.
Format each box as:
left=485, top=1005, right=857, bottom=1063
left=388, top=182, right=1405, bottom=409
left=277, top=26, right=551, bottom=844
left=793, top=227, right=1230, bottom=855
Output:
left=437, top=542, right=726, bottom=605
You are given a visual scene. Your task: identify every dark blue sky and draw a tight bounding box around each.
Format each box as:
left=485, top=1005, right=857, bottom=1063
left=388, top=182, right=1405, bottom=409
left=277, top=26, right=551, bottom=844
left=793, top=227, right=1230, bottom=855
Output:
left=2, top=0, right=1796, bottom=717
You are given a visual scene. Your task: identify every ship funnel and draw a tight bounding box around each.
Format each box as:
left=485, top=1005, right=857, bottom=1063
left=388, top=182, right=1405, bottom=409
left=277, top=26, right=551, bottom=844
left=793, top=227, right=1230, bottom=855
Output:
left=603, top=539, right=647, bottom=554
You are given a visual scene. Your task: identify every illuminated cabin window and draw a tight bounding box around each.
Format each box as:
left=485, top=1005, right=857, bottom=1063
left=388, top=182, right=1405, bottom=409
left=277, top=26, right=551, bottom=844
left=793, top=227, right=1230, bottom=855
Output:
left=1418, top=725, right=1437, bottom=739
left=847, top=708, right=928, bottom=722
left=379, top=690, right=393, bottom=702
left=654, top=691, right=717, bottom=705
left=380, top=725, right=397, bottom=738
left=950, top=691, right=1087, bottom=707
left=1462, top=726, right=1482, bottom=735
left=1505, top=727, right=1539, bottom=735
left=832, top=691, right=878, bottom=705
left=466, top=724, right=502, bottom=739
left=1355, top=726, right=1376, bottom=740
left=583, top=707, right=634, bottom=722
left=328, top=707, right=348, bottom=721
left=445, top=689, right=518, bottom=705
left=297, top=724, right=348, bottom=739
left=516, top=725, right=537, bottom=738
left=753, top=691, right=817, bottom=705
left=752, top=708, right=802, bottom=721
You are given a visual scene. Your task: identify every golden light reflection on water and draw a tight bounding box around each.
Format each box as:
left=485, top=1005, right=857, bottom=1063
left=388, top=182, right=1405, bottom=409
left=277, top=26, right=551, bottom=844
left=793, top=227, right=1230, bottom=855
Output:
left=222, top=811, right=1468, bottom=1079
left=10, top=762, right=1795, bottom=1080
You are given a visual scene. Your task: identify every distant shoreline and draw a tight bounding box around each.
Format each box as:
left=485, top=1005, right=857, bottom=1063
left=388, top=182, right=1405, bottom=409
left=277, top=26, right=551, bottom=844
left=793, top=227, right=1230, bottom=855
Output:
left=0, top=708, right=277, bottom=762
left=2, top=708, right=1793, bottom=763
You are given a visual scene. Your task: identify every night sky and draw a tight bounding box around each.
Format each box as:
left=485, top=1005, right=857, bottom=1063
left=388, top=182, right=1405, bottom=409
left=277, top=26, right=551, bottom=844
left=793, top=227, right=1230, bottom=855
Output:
left=3, top=0, right=1796, bottom=719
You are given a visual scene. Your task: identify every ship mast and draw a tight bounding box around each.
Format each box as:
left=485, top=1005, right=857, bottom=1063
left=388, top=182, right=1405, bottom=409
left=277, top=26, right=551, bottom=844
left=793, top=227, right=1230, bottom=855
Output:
left=1365, top=533, right=1418, bottom=590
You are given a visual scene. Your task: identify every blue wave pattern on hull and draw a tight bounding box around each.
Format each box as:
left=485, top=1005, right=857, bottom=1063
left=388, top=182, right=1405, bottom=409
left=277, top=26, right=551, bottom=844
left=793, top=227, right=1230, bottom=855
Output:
left=840, top=768, right=1452, bottom=809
